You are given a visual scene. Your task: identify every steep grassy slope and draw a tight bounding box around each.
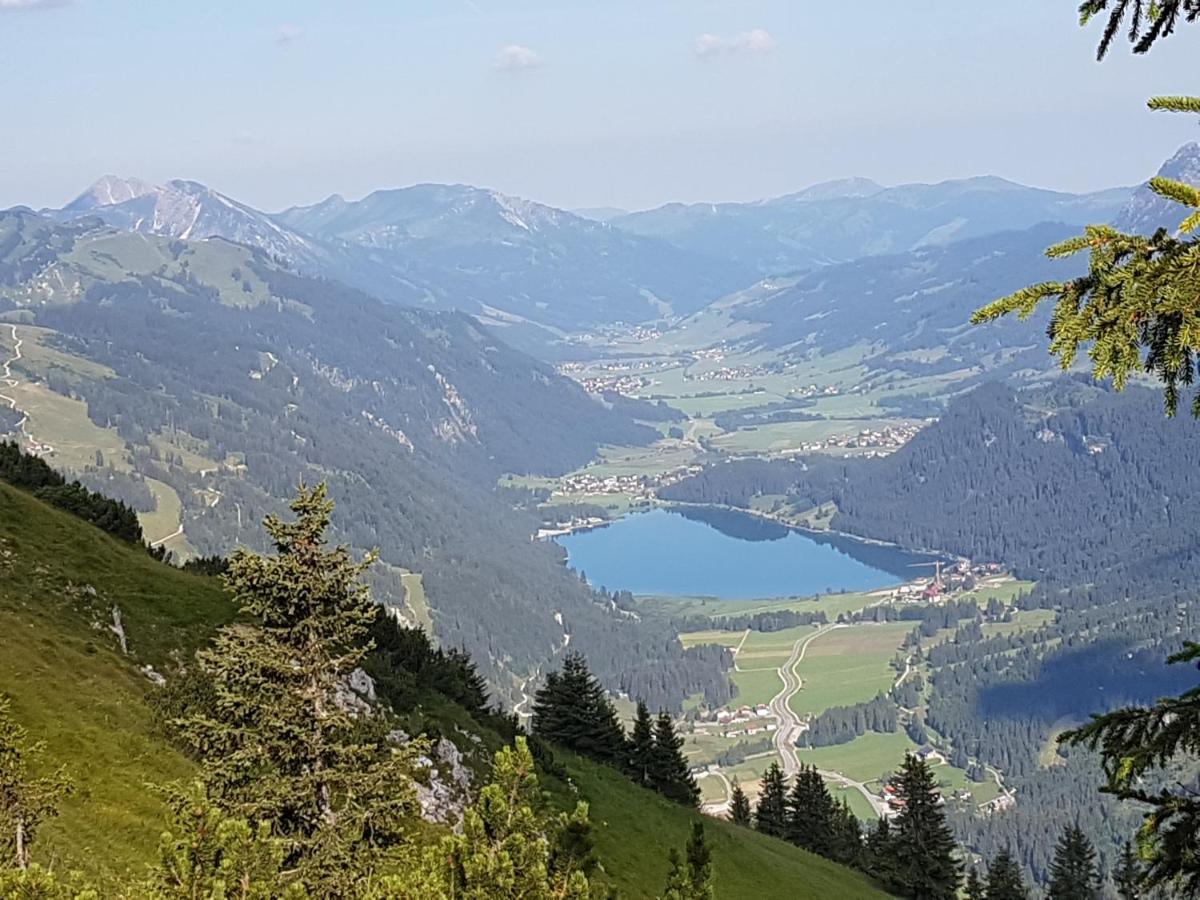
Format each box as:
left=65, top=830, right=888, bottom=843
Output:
left=0, top=481, right=232, bottom=879
left=0, top=481, right=889, bottom=896
left=557, top=753, right=889, bottom=899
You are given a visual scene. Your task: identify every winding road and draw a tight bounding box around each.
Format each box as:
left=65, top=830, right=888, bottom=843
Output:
left=0, top=324, right=32, bottom=447
left=769, top=623, right=839, bottom=776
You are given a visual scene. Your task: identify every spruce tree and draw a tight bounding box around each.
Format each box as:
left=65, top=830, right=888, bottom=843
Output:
left=964, top=866, right=985, bottom=900
left=650, top=712, right=699, bottom=807
left=728, top=779, right=752, bottom=827
left=829, top=798, right=862, bottom=868
left=785, top=765, right=834, bottom=855
left=174, top=484, right=423, bottom=894
left=1047, top=824, right=1102, bottom=900
left=1113, top=840, right=1142, bottom=900
left=889, top=754, right=960, bottom=900
left=754, top=763, right=789, bottom=839
left=662, top=822, right=715, bottom=900
left=0, top=696, right=71, bottom=871
left=627, top=700, right=656, bottom=788
left=984, top=848, right=1028, bottom=900
left=864, top=816, right=896, bottom=886
left=532, top=653, right=626, bottom=766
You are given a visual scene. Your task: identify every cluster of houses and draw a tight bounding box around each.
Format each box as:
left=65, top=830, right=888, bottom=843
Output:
left=890, top=560, right=1007, bottom=603
left=694, top=703, right=780, bottom=737
left=781, top=423, right=926, bottom=457
left=554, top=465, right=702, bottom=500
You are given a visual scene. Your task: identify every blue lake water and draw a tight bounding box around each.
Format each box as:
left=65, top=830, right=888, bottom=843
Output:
left=555, top=507, right=942, bottom=600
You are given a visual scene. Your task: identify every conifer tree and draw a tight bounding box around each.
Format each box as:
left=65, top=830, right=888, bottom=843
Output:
left=650, top=712, right=699, bottom=806
left=661, top=822, right=714, bottom=900
left=143, top=782, right=304, bottom=899
left=864, top=816, right=896, bottom=886
left=728, top=780, right=752, bottom=827
left=964, top=866, right=985, bottom=900
left=435, top=738, right=596, bottom=900
left=627, top=700, right=656, bottom=788
left=0, top=696, right=71, bottom=871
left=174, top=484, right=423, bottom=894
left=1077, top=0, right=1200, bottom=58
left=829, top=798, right=862, bottom=868
left=532, top=653, right=626, bottom=766
left=1113, top=840, right=1142, bottom=899
left=888, top=754, right=960, bottom=900
left=754, top=763, right=789, bottom=839
left=785, top=765, right=834, bottom=855
left=984, top=848, right=1028, bottom=900
left=1047, top=824, right=1102, bottom=900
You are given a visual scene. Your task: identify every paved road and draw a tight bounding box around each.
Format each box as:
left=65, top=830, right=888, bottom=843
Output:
left=769, top=623, right=839, bottom=777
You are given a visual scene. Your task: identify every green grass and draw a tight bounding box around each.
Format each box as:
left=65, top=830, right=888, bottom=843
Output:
left=789, top=623, right=910, bottom=717
left=796, top=732, right=918, bottom=785
left=731, top=667, right=783, bottom=706
left=0, top=482, right=233, bottom=881
left=559, top=753, right=889, bottom=899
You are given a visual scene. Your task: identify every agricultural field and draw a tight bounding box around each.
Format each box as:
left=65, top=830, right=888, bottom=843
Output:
left=788, top=622, right=911, bottom=718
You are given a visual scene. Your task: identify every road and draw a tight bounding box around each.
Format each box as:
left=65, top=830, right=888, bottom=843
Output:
left=512, top=613, right=572, bottom=721
left=769, top=623, right=839, bottom=776
left=0, top=324, right=31, bottom=447
left=149, top=524, right=185, bottom=549
left=818, top=768, right=886, bottom=817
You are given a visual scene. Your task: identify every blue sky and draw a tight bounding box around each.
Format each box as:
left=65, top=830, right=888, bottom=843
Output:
left=2, top=0, right=1197, bottom=212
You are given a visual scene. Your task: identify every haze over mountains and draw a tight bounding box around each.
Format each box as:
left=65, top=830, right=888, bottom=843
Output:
left=33, top=145, right=1200, bottom=352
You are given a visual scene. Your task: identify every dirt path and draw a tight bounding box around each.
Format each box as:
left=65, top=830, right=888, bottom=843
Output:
left=513, top=613, right=571, bottom=721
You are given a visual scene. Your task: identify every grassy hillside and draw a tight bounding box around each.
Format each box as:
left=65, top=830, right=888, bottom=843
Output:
left=557, top=753, right=889, bottom=899
left=0, top=480, right=889, bottom=896
left=0, top=481, right=232, bottom=879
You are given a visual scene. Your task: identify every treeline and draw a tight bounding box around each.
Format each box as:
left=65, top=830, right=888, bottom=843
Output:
left=800, top=693, right=899, bottom=748
left=0, top=440, right=143, bottom=543
left=740, top=755, right=961, bottom=899
left=677, top=607, right=827, bottom=634
left=532, top=652, right=700, bottom=807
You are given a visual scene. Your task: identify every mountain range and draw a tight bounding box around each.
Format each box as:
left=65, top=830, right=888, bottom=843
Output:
left=33, top=147, right=1198, bottom=348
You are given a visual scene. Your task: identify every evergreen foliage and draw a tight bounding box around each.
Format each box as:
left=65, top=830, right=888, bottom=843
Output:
left=785, top=765, right=835, bottom=856
left=964, top=866, right=985, bottom=900
left=171, top=483, right=423, bottom=894
left=649, top=712, right=700, bottom=807
left=660, top=822, right=714, bottom=900
left=974, top=97, right=1200, bottom=415
left=1113, top=840, right=1142, bottom=899
left=728, top=780, right=752, bottom=827
left=0, top=440, right=143, bottom=544
left=627, top=701, right=656, bottom=789
left=886, top=754, right=960, bottom=900
left=1062, top=643, right=1200, bottom=895
left=984, top=849, right=1028, bottom=900
left=753, top=763, right=789, bottom=839
left=142, top=781, right=304, bottom=899
left=532, top=653, right=627, bottom=767
left=432, top=738, right=597, bottom=900
left=1046, top=824, right=1102, bottom=900
left=1078, top=0, right=1200, bottom=57
left=864, top=817, right=896, bottom=887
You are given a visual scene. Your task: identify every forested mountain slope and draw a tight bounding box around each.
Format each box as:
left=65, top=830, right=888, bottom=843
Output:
left=0, top=478, right=885, bottom=899
left=0, top=212, right=729, bottom=709
left=663, top=383, right=1200, bottom=878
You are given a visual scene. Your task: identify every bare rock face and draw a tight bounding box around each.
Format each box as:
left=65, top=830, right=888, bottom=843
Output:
left=334, top=667, right=377, bottom=718
left=414, top=737, right=473, bottom=825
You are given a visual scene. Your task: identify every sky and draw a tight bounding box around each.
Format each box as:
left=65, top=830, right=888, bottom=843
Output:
left=2, top=0, right=1198, bottom=213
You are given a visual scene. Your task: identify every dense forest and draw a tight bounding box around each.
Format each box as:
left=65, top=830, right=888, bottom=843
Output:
left=0, top=218, right=734, bottom=710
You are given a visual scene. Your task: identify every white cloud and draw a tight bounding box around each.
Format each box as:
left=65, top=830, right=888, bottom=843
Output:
left=493, top=44, right=542, bottom=72
left=0, top=0, right=70, bottom=11
left=276, top=23, right=303, bottom=46
left=694, top=29, right=777, bottom=59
